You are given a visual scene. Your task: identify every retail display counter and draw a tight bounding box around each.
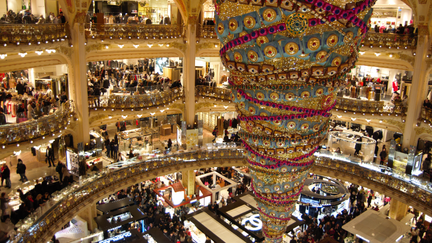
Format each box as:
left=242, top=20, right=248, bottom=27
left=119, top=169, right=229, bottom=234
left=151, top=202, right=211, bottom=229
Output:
left=327, top=131, right=376, bottom=163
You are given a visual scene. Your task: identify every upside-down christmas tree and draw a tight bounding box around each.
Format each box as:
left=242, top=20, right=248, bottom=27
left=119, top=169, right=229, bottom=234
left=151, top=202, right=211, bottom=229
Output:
left=214, top=0, right=375, bottom=241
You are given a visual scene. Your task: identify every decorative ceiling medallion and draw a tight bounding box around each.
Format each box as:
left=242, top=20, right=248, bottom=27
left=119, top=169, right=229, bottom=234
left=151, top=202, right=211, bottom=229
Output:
left=286, top=13, right=308, bottom=36
left=344, top=32, right=353, bottom=43
left=263, top=8, right=277, bottom=22
left=264, top=45, right=277, bottom=58
left=248, top=50, right=259, bottom=62
left=326, top=34, right=338, bottom=47
left=244, top=16, right=256, bottom=29
left=316, top=50, right=328, bottom=62
left=332, top=56, right=342, bottom=66
left=217, top=23, right=224, bottom=34
left=284, top=42, right=299, bottom=55
left=228, top=18, right=238, bottom=31
left=234, top=52, right=243, bottom=62
left=256, top=36, right=269, bottom=46
left=307, top=37, right=320, bottom=51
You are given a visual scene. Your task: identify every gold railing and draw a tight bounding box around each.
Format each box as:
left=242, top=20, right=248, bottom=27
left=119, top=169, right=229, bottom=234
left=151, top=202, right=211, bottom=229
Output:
left=334, top=97, right=386, bottom=114
left=0, top=101, right=74, bottom=146
left=361, top=32, right=417, bottom=49
left=89, top=88, right=183, bottom=109
left=195, top=86, right=400, bottom=115
left=0, top=24, right=67, bottom=45
left=420, top=106, right=432, bottom=125
left=196, top=85, right=231, bottom=100
left=85, top=23, right=185, bottom=40
left=14, top=148, right=432, bottom=243
left=196, top=24, right=218, bottom=39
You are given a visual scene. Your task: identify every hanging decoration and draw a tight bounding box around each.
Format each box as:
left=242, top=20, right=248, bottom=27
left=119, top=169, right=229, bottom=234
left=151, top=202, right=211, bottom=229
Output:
left=214, top=0, right=375, bottom=242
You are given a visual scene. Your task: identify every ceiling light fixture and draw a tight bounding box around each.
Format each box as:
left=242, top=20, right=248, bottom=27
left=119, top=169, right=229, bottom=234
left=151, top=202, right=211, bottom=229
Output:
left=133, top=44, right=139, bottom=48
left=374, top=53, right=380, bottom=56
left=46, top=49, right=56, bottom=54
left=18, top=52, right=27, bottom=57
left=35, top=51, right=43, bottom=55
left=0, top=54, right=7, bottom=59
left=118, top=44, right=124, bottom=48
left=147, top=44, right=153, bottom=48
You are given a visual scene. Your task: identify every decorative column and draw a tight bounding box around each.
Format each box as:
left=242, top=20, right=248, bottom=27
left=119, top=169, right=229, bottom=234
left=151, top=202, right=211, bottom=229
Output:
left=215, top=0, right=376, bottom=241
left=389, top=198, right=408, bottom=221
left=77, top=203, right=98, bottom=231
left=28, top=68, right=35, bottom=88
left=69, top=22, right=90, bottom=147
left=402, top=31, right=429, bottom=149
left=181, top=169, right=196, bottom=196
left=183, top=21, right=197, bottom=126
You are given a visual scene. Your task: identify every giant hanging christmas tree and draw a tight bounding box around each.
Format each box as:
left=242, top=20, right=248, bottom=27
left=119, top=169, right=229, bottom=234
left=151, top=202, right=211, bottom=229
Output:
left=214, top=0, right=375, bottom=241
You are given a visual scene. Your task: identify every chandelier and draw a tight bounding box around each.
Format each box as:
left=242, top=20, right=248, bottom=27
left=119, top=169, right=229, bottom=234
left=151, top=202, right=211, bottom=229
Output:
left=215, top=0, right=376, bottom=242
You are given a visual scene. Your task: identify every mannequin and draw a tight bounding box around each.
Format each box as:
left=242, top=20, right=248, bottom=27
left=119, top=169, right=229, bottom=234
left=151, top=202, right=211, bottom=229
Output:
left=392, top=80, right=399, bottom=93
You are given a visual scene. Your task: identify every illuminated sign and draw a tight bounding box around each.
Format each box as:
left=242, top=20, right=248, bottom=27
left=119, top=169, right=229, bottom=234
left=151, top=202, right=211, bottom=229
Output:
left=99, top=231, right=132, bottom=243
left=241, top=214, right=262, bottom=231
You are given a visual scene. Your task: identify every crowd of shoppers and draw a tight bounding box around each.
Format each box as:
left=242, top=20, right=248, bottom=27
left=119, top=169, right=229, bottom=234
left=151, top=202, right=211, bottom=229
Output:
left=99, top=167, right=251, bottom=243
left=0, top=71, right=68, bottom=125
left=0, top=161, right=72, bottom=224
left=0, top=10, right=66, bottom=24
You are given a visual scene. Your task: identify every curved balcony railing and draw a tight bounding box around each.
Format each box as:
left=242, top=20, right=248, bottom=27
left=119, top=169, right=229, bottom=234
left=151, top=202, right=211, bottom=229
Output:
left=89, top=88, right=183, bottom=109
left=85, top=23, right=185, bottom=40
left=361, top=32, right=417, bottom=49
left=12, top=147, right=432, bottom=243
left=419, top=106, right=432, bottom=125
left=0, top=24, right=67, bottom=45
left=196, top=85, right=232, bottom=101
left=334, top=97, right=388, bottom=114
left=0, top=101, right=74, bottom=146
left=196, top=24, right=218, bottom=39
left=195, top=86, right=403, bottom=115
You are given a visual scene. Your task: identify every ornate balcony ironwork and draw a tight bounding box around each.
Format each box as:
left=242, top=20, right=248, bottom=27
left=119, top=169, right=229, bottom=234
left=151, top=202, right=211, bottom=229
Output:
left=89, top=88, right=183, bottom=109
left=196, top=24, right=218, bottom=39
left=0, top=101, right=74, bottom=146
left=13, top=148, right=432, bottom=243
left=0, top=24, right=67, bottom=46
left=85, top=24, right=185, bottom=40
left=361, top=32, right=417, bottom=49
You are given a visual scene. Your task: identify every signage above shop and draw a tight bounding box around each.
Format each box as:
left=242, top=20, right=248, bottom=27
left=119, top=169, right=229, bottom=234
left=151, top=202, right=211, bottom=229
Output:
left=99, top=231, right=132, bottom=243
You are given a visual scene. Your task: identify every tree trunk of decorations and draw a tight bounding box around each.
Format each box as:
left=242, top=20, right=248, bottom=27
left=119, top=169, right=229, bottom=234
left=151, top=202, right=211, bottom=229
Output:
left=214, top=0, right=376, bottom=242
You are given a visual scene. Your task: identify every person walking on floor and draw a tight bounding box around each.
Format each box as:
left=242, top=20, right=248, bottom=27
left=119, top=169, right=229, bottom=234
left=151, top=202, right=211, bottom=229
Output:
left=56, top=162, right=65, bottom=183
left=2, top=165, right=10, bottom=189
left=380, top=147, right=387, bottom=165
left=0, top=164, right=5, bottom=186
left=46, top=146, right=55, bottom=167
left=16, top=159, right=28, bottom=182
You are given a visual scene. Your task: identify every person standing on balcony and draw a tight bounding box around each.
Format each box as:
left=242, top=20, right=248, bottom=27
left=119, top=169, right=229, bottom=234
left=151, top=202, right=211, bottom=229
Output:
left=36, top=15, right=45, bottom=24
left=59, top=12, right=66, bottom=24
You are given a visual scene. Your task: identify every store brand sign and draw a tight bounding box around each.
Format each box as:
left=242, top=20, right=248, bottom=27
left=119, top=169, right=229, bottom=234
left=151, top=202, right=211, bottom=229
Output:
left=241, top=214, right=262, bottom=231
left=99, top=231, right=132, bottom=243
